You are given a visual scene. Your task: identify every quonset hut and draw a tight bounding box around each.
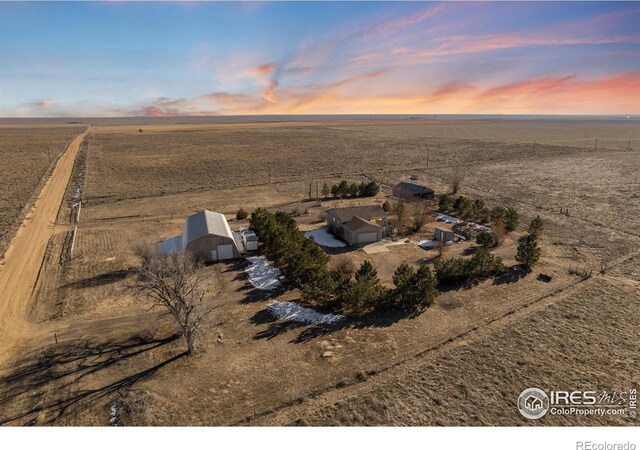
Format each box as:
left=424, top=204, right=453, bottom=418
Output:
left=157, top=210, right=241, bottom=262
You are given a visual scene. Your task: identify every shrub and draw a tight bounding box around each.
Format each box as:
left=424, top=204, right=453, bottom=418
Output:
left=435, top=250, right=504, bottom=285
left=476, top=230, right=494, bottom=249
left=492, top=219, right=507, bottom=246
left=382, top=200, right=391, bottom=212
left=236, top=208, right=248, bottom=221
left=434, top=257, right=470, bottom=283
left=438, top=194, right=454, bottom=212
left=468, top=248, right=505, bottom=280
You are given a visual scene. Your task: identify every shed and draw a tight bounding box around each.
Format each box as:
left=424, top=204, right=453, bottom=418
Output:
left=392, top=182, right=435, bottom=200
left=434, top=227, right=455, bottom=243
left=157, top=210, right=241, bottom=262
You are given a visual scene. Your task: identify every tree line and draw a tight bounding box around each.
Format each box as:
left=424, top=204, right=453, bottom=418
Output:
left=321, top=180, right=380, bottom=199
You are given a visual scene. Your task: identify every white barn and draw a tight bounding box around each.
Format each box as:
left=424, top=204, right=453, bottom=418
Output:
left=157, top=210, right=241, bottom=262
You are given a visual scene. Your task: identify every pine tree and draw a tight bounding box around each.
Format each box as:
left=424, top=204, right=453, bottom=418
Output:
left=528, top=215, right=544, bottom=237
left=476, top=230, right=494, bottom=249
left=355, top=260, right=377, bottom=282
left=409, top=265, right=439, bottom=310
left=392, top=262, right=415, bottom=304
left=516, top=235, right=541, bottom=271
left=321, top=183, right=330, bottom=198
left=505, top=207, right=519, bottom=231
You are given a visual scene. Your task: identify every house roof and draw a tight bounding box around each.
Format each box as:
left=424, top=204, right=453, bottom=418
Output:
left=394, top=181, right=434, bottom=195
left=342, top=216, right=383, bottom=233
left=182, top=210, right=234, bottom=245
left=328, top=205, right=387, bottom=222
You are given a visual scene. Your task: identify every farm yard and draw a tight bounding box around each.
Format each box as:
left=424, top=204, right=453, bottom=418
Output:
left=0, top=117, right=639, bottom=426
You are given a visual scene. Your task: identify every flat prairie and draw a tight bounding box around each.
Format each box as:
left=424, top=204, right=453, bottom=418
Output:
left=0, top=125, right=84, bottom=257
left=0, top=118, right=639, bottom=426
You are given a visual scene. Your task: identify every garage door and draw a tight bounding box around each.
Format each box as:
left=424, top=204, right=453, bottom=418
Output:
left=217, top=244, right=235, bottom=260
left=357, top=231, right=378, bottom=244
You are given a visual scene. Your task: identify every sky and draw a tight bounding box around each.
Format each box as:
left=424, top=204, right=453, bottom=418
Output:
left=0, top=1, right=639, bottom=116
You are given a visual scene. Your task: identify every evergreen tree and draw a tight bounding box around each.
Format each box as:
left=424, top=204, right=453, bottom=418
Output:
left=321, top=183, right=330, bottom=198
left=392, top=262, right=415, bottom=304
left=438, top=194, right=453, bottom=212
left=476, top=230, right=494, bottom=248
left=468, top=248, right=505, bottom=280
left=408, top=265, right=439, bottom=310
left=491, top=206, right=506, bottom=221
left=528, top=215, right=544, bottom=237
left=355, top=260, right=377, bottom=282
left=236, top=208, right=248, bottom=221
left=505, top=207, right=519, bottom=231
left=516, top=235, right=541, bottom=271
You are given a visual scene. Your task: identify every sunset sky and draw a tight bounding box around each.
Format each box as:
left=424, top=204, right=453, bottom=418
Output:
left=1, top=1, right=639, bottom=116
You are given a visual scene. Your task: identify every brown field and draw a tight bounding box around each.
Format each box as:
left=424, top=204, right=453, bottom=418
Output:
left=0, top=118, right=639, bottom=426
left=0, top=125, right=85, bottom=258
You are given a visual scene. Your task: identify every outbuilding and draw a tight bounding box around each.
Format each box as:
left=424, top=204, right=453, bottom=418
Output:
left=157, top=210, right=241, bottom=262
left=392, top=181, right=435, bottom=201
left=434, top=227, right=455, bottom=243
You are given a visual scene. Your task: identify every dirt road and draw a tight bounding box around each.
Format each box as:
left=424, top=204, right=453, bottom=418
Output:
left=0, top=128, right=88, bottom=366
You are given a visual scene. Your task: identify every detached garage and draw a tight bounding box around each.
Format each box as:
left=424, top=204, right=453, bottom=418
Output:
left=340, top=216, right=385, bottom=246
left=157, top=210, right=241, bottom=262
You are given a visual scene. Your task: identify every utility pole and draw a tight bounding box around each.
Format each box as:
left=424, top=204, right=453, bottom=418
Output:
left=315, top=180, right=319, bottom=200
left=426, top=146, right=430, bottom=169
left=628, top=139, right=632, bottom=151
left=47, top=148, right=51, bottom=165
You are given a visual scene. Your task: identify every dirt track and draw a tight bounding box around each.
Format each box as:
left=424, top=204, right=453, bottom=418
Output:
left=0, top=128, right=88, bottom=366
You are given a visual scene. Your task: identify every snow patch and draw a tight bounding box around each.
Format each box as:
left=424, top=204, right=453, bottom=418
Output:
left=246, top=256, right=282, bottom=291
left=435, top=213, right=464, bottom=224
left=267, top=301, right=342, bottom=325
left=110, top=401, right=118, bottom=426
left=304, top=227, right=347, bottom=248
left=417, top=239, right=436, bottom=249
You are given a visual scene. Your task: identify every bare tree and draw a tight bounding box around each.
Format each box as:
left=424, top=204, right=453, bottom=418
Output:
left=331, top=255, right=357, bottom=275
left=394, top=200, right=408, bottom=225
left=451, top=162, right=465, bottom=194
left=132, top=244, right=211, bottom=355
left=411, top=200, right=430, bottom=232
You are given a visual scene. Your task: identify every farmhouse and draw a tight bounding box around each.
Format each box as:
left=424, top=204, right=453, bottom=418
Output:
left=326, top=205, right=387, bottom=245
left=393, top=181, right=435, bottom=201
left=157, top=210, right=241, bottom=262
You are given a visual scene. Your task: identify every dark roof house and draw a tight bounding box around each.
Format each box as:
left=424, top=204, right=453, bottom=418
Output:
left=392, top=182, right=435, bottom=200
left=326, top=205, right=387, bottom=245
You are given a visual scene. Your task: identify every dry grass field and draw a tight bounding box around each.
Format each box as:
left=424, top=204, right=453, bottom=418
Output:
left=0, top=118, right=638, bottom=426
left=0, top=125, right=84, bottom=258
